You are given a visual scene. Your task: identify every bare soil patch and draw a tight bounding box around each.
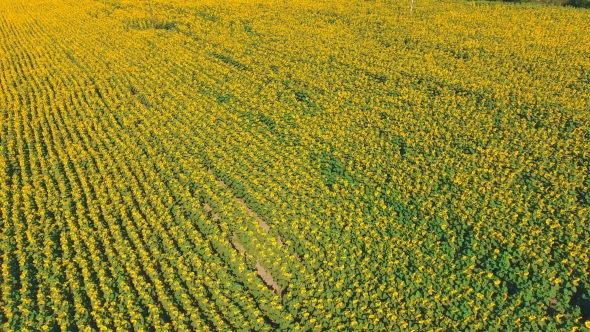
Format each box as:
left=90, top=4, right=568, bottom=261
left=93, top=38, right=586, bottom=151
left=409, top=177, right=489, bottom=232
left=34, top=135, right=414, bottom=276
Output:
left=202, top=202, right=221, bottom=221
left=204, top=168, right=298, bottom=296
left=231, top=231, right=246, bottom=253
left=236, top=197, right=270, bottom=232
left=256, top=259, right=282, bottom=296
left=207, top=168, right=271, bottom=233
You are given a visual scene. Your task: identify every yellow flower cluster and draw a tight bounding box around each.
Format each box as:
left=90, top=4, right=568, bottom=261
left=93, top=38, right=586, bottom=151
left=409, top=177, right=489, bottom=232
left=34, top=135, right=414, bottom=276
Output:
left=0, top=0, right=589, bottom=330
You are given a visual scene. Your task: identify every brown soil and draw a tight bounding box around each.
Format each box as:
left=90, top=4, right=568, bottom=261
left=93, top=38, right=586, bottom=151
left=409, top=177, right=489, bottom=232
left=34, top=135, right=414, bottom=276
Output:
left=231, top=232, right=246, bottom=253
left=202, top=202, right=221, bottom=221
left=233, top=232, right=280, bottom=295
left=256, top=259, right=281, bottom=296
left=205, top=168, right=296, bottom=295
left=236, top=198, right=270, bottom=232
left=207, top=168, right=271, bottom=233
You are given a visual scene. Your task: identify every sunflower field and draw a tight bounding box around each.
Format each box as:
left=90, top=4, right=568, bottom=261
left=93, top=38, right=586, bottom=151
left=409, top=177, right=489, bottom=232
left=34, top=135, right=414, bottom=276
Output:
left=0, top=0, right=589, bottom=330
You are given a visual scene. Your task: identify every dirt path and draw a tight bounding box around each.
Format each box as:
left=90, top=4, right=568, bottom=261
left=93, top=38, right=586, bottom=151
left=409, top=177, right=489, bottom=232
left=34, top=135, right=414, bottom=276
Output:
left=256, top=260, right=282, bottom=295
left=236, top=197, right=271, bottom=232
left=137, top=91, right=287, bottom=297
left=207, top=168, right=283, bottom=246
left=204, top=170, right=285, bottom=296
left=231, top=232, right=246, bottom=253
left=202, top=202, right=220, bottom=220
